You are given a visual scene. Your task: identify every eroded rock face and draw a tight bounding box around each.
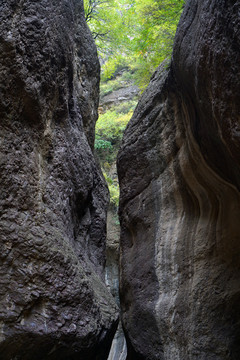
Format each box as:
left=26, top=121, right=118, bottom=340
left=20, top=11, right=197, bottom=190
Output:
left=105, top=210, right=127, bottom=360
left=117, top=0, right=240, bottom=359
left=0, top=0, right=118, bottom=359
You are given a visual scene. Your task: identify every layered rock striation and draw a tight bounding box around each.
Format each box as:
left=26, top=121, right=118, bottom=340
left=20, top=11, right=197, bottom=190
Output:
left=0, top=0, right=118, bottom=359
left=117, top=0, right=240, bottom=359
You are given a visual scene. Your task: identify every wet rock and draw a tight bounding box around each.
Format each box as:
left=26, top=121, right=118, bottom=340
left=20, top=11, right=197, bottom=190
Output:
left=117, top=0, right=240, bottom=359
left=0, top=0, right=118, bottom=359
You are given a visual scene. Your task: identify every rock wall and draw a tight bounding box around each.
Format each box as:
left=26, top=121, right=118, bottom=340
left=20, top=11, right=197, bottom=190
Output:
left=117, top=0, right=240, bottom=359
left=0, top=0, right=118, bottom=359
left=105, top=210, right=127, bottom=360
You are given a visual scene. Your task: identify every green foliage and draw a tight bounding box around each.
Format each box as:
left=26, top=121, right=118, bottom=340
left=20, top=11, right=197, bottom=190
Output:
left=95, top=138, right=113, bottom=150
left=114, top=99, right=138, bottom=114
left=130, top=0, right=184, bottom=87
left=94, top=78, right=134, bottom=207
left=86, top=1, right=185, bottom=209
left=101, top=56, right=129, bottom=81
left=103, top=171, right=119, bottom=208
left=96, top=109, right=131, bottom=144
left=109, top=182, right=119, bottom=208
left=100, top=75, right=128, bottom=97
left=85, top=0, right=185, bottom=89
left=100, top=71, right=136, bottom=98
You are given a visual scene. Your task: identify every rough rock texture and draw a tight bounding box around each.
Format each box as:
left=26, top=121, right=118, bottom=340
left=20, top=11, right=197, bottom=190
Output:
left=0, top=0, right=118, bottom=359
left=117, top=0, right=240, bottom=359
left=105, top=210, right=121, bottom=303
left=100, top=85, right=140, bottom=111
left=105, top=210, right=127, bottom=360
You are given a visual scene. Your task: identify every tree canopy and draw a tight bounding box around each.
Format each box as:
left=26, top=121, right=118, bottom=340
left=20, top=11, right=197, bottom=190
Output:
left=84, top=0, right=185, bottom=88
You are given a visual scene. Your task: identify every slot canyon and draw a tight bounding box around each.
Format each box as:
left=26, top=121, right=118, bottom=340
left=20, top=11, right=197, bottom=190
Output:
left=0, top=0, right=239, bottom=359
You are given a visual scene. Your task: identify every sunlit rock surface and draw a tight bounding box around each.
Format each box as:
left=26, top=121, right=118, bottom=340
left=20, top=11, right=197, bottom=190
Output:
left=117, top=0, right=240, bottom=359
left=0, top=0, right=118, bottom=359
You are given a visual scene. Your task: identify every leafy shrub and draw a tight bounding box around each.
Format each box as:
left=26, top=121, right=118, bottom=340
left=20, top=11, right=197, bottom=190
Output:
left=96, top=109, right=131, bottom=144
left=95, top=138, right=112, bottom=150
left=101, top=56, right=129, bottom=82
left=121, top=70, right=135, bottom=82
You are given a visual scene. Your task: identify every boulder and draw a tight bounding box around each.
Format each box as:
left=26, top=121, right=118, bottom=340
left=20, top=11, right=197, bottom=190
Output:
left=117, top=0, right=240, bottom=359
left=0, top=0, right=118, bottom=359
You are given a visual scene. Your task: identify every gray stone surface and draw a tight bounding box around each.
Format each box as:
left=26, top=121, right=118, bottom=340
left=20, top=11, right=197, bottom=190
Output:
left=100, top=85, right=140, bottom=109
left=0, top=0, right=118, bottom=359
left=105, top=211, right=127, bottom=360
left=117, top=0, right=240, bottom=359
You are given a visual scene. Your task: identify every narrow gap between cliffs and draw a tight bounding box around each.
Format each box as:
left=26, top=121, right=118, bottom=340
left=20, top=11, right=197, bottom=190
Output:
left=95, top=67, right=139, bottom=360
left=85, top=1, right=185, bottom=358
